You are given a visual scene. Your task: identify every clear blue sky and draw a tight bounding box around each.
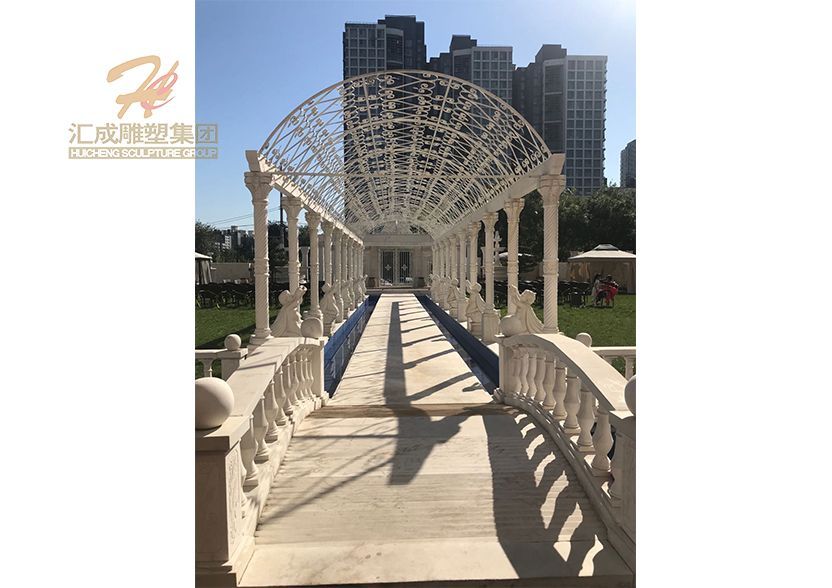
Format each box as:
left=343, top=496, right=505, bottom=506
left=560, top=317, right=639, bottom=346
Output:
left=196, top=0, right=634, bottom=228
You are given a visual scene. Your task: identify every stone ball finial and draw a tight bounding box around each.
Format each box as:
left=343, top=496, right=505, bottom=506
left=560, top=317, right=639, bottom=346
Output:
left=224, top=334, right=241, bottom=351
left=500, top=315, right=523, bottom=337
left=301, top=316, right=324, bottom=338
left=195, top=377, right=235, bottom=430
left=576, top=332, right=593, bottom=347
left=625, top=375, right=636, bottom=415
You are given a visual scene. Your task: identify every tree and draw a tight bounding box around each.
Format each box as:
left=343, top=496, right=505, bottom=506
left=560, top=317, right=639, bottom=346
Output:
left=195, top=221, right=221, bottom=256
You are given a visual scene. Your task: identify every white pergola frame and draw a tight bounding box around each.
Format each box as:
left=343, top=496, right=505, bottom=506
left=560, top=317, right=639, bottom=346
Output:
left=245, top=69, right=566, bottom=345
left=256, top=70, right=553, bottom=237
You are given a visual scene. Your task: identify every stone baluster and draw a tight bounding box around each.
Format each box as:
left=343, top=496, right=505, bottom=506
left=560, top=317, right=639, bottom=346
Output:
left=244, top=171, right=273, bottom=347
left=539, top=174, right=565, bottom=333
left=253, top=395, right=269, bottom=462
left=264, top=378, right=281, bottom=443
left=280, top=364, right=294, bottom=420
left=624, top=357, right=635, bottom=379
left=508, top=347, right=521, bottom=398
left=286, top=352, right=299, bottom=409
left=517, top=348, right=529, bottom=398
left=504, top=197, right=524, bottom=315
left=525, top=349, right=538, bottom=401
left=591, top=407, right=613, bottom=475
left=576, top=384, right=596, bottom=452
left=553, top=360, right=567, bottom=419
left=481, top=212, right=500, bottom=343
left=199, top=358, right=214, bottom=378
left=241, top=415, right=259, bottom=490
left=563, top=370, right=581, bottom=433
left=541, top=353, right=555, bottom=409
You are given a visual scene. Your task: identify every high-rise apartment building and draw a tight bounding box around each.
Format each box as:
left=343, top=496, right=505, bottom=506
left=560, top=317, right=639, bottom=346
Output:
left=620, top=139, right=636, bottom=188
left=513, top=45, right=607, bottom=194
left=427, top=35, right=514, bottom=102
left=343, top=15, right=426, bottom=78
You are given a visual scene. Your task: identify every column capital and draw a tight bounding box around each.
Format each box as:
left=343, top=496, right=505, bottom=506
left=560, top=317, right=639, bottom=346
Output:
left=282, top=194, right=304, bottom=219
left=243, top=171, right=272, bottom=201
left=504, top=197, right=525, bottom=222
left=468, top=221, right=481, bottom=239
left=320, top=219, right=333, bottom=235
left=539, top=174, right=566, bottom=206
left=482, top=211, right=499, bottom=229
left=305, top=210, right=321, bottom=230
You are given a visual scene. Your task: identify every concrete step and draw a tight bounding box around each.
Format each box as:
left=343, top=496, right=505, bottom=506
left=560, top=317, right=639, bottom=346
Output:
left=239, top=538, right=633, bottom=587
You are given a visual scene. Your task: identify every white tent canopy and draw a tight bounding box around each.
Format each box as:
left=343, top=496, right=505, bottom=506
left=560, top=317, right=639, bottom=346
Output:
left=195, top=252, right=213, bottom=285
left=568, top=244, right=636, bottom=293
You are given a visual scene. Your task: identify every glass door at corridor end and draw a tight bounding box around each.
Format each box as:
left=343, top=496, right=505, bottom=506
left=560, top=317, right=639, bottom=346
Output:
left=379, top=249, right=412, bottom=286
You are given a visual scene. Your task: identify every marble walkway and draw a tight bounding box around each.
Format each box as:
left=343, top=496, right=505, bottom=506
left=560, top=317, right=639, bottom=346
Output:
left=240, top=294, right=632, bottom=587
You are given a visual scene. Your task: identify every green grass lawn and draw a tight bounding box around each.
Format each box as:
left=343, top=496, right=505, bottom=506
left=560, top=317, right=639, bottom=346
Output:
left=499, top=294, right=635, bottom=347
left=195, top=303, right=311, bottom=378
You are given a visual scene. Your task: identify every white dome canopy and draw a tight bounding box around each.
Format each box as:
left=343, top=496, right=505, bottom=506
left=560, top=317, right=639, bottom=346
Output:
left=256, top=70, right=552, bottom=237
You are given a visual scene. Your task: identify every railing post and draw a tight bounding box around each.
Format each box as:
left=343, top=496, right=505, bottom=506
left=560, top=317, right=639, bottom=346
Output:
left=610, top=375, right=636, bottom=542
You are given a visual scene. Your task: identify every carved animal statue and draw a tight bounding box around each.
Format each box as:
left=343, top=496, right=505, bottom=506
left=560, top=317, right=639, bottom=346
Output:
left=320, top=282, right=341, bottom=328
left=271, top=285, right=307, bottom=337
left=447, top=278, right=459, bottom=316
left=465, top=280, right=486, bottom=326
left=500, top=284, right=543, bottom=336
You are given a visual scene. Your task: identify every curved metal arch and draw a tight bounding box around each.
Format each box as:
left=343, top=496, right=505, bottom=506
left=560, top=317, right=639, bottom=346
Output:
left=259, top=70, right=550, bottom=237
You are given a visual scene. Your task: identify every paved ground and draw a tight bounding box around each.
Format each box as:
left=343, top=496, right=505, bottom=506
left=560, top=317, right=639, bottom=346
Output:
left=241, top=294, right=631, bottom=587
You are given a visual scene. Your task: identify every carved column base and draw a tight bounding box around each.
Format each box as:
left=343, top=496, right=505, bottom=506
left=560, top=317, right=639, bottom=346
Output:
left=248, top=330, right=273, bottom=349
left=482, top=309, right=500, bottom=344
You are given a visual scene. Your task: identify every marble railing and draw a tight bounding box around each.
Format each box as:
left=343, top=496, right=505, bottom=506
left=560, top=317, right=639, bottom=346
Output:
left=584, top=336, right=636, bottom=379
left=195, top=334, right=249, bottom=379
left=195, top=330, right=327, bottom=587
left=495, top=332, right=636, bottom=569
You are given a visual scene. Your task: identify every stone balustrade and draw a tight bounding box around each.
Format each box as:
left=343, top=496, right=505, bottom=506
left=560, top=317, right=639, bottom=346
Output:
left=195, top=325, right=327, bottom=587
left=592, top=346, right=636, bottom=378
left=494, top=331, right=636, bottom=570
left=195, top=334, right=248, bottom=379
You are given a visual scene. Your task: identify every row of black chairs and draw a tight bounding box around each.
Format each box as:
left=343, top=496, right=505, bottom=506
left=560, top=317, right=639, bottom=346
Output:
left=196, top=281, right=332, bottom=309
left=473, top=279, right=593, bottom=308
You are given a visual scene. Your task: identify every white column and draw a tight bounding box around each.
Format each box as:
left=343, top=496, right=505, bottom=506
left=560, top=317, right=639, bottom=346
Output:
left=504, top=197, right=525, bottom=314
left=341, top=233, right=352, bottom=313
left=468, top=222, right=479, bottom=287
left=306, top=210, right=322, bottom=319
left=481, top=212, right=499, bottom=343
left=539, top=174, right=565, bottom=333
left=457, top=228, right=467, bottom=319
left=333, top=229, right=344, bottom=319
left=321, top=220, right=333, bottom=285
left=283, top=194, right=303, bottom=293
left=244, top=171, right=273, bottom=347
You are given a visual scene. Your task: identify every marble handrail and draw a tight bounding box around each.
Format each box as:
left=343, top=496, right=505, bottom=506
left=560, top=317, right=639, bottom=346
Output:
left=195, top=334, right=248, bottom=379
left=590, top=345, right=636, bottom=378
left=495, top=332, right=636, bottom=568
left=195, top=334, right=327, bottom=587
